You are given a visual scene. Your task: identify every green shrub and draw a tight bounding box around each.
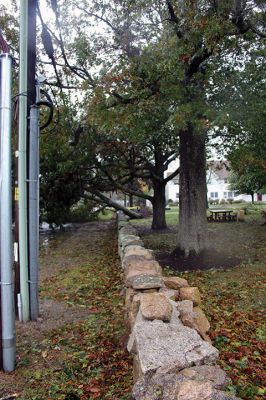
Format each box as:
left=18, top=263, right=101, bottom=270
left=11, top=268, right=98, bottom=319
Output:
left=209, top=199, right=218, bottom=205
left=69, top=201, right=97, bottom=223
left=97, top=208, right=115, bottom=220
left=172, top=201, right=179, bottom=206
left=241, top=206, right=248, bottom=215
left=219, top=199, right=227, bottom=205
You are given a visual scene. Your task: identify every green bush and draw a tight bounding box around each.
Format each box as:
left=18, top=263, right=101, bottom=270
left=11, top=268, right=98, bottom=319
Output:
left=97, top=209, right=115, bottom=220
left=241, top=206, right=248, bottom=215
left=172, top=201, right=179, bottom=206
left=68, top=201, right=97, bottom=223
left=209, top=199, right=218, bottom=205
left=219, top=199, right=227, bottom=205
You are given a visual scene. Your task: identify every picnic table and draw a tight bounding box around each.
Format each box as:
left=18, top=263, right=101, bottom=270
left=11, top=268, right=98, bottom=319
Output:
left=208, top=209, right=237, bottom=222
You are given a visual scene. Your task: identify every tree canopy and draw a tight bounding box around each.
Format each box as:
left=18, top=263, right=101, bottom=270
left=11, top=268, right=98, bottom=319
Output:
left=39, top=0, right=266, bottom=252
left=1, top=0, right=265, bottom=251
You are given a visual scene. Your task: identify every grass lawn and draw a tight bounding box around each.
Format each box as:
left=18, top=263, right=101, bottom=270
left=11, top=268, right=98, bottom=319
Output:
left=133, top=203, right=266, bottom=400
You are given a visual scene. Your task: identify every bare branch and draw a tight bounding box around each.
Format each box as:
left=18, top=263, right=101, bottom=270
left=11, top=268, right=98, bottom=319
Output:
left=46, top=80, right=81, bottom=90
left=96, top=161, right=153, bottom=201
left=76, top=5, right=119, bottom=34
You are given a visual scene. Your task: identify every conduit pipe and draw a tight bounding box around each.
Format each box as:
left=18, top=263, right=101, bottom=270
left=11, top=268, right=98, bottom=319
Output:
left=29, top=104, right=39, bottom=320
left=18, top=0, right=30, bottom=322
left=0, top=53, right=16, bottom=372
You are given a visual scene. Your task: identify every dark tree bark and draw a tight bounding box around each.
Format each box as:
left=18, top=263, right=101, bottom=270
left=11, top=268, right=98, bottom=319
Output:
left=251, top=192, right=254, bottom=204
left=177, top=126, right=207, bottom=256
left=150, top=147, right=168, bottom=230
left=152, top=180, right=167, bottom=230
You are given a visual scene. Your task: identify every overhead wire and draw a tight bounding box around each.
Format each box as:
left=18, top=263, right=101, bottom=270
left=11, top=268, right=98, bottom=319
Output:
left=37, top=89, right=54, bottom=130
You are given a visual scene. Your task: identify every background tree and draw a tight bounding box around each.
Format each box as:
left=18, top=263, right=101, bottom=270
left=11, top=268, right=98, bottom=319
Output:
left=39, top=106, right=91, bottom=226
left=210, top=46, right=266, bottom=203
left=229, top=167, right=265, bottom=204
left=87, top=45, right=181, bottom=229
left=150, top=0, right=264, bottom=255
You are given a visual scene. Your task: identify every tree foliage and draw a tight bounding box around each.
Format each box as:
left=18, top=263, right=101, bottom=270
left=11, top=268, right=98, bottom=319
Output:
left=38, top=0, right=265, bottom=242
left=2, top=1, right=265, bottom=238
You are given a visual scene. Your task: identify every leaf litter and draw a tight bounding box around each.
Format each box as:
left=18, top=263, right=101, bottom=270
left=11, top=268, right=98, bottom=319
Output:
left=0, top=221, right=132, bottom=400
left=135, top=217, right=266, bottom=400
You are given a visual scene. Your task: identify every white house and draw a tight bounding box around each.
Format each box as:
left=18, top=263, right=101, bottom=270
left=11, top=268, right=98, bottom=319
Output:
left=166, top=160, right=266, bottom=203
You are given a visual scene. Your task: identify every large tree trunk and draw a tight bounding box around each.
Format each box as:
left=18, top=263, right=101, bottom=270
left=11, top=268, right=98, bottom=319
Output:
left=177, top=126, right=207, bottom=256
left=251, top=192, right=254, bottom=204
left=150, top=147, right=168, bottom=230
left=152, top=180, right=167, bottom=230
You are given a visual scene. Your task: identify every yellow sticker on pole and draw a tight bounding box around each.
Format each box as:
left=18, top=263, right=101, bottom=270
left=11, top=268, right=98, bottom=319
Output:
left=14, top=187, right=19, bottom=201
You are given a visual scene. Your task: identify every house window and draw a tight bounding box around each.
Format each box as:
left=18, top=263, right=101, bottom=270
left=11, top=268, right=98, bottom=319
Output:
left=176, top=193, right=179, bottom=199
left=210, top=192, right=218, bottom=198
left=224, top=191, right=237, bottom=198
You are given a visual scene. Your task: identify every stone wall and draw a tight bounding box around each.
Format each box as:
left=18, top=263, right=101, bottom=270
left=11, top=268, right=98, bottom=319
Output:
left=117, top=213, right=241, bottom=400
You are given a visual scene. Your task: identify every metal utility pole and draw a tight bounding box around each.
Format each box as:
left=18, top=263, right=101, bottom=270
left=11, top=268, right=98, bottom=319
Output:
left=27, top=0, right=39, bottom=321
left=27, top=0, right=37, bottom=107
left=18, top=0, right=30, bottom=322
left=0, top=53, right=16, bottom=372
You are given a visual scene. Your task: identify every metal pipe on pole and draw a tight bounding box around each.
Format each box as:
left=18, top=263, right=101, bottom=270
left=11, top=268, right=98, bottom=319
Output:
left=18, top=0, right=30, bottom=322
left=28, top=103, right=39, bottom=320
left=0, top=53, right=16, bottom=372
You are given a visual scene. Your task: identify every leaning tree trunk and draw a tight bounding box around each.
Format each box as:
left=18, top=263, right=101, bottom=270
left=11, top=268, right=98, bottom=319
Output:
left=177, top=126, right=207, bottom=256
left=152, top=180, right=167, bottom=230
left=87, top=188, right=142, bottom=219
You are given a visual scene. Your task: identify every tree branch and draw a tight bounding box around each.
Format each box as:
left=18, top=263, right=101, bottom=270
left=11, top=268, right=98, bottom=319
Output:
left=164, top=152, right=179, bottom=166
left=165, top=167, right=180, bottom=184
left=166, top=0, right=183, bottom=38
left=45, top=80, right=81, bottom=90
left=185, top=48, right=213, bottom=81
left=76, top=6, right=119, bottom=34
left=97, top=162, right=153, bottom=201
left=38, top=3, right=95, bottom=84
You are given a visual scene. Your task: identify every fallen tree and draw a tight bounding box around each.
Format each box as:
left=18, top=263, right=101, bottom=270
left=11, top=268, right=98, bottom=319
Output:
left=85, top=188, right=142, bottom=219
